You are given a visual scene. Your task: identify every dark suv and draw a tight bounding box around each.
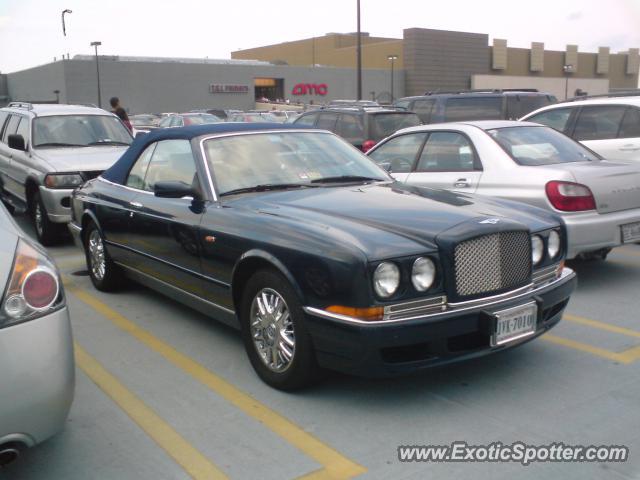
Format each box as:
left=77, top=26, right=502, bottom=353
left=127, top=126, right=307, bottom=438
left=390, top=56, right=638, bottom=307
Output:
left=292, top=107, right=421, bottom=151
left=395, top=90, right=557, bottom=124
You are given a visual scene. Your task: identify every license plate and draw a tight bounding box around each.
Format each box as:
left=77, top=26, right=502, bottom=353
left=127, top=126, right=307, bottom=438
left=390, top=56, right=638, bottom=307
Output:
left=621, top=221, right=640, bottom=243
left=491, top=302, right=538, bottom=346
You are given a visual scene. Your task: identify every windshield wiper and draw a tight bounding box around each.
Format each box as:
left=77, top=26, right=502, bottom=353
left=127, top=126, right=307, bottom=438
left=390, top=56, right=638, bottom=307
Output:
left=87, top=140, right=131, bottom=146
left=220, top=183, right=318, bottom=196
left=35, top=142, right=87, bottom=148
left=310, top=175, right=385, bottom=184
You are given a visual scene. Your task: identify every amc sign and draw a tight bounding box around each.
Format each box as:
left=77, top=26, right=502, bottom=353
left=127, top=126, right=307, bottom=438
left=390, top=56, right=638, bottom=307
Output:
left=292, top=83, right=328, bottom=96
left=209, top=84, right=250, bottom=94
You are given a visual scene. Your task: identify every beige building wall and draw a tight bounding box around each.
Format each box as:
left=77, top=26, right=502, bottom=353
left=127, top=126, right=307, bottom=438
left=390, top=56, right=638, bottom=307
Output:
left=472, top=74, right=609, bottom=100
left=232, top=34, right=403, bottom=69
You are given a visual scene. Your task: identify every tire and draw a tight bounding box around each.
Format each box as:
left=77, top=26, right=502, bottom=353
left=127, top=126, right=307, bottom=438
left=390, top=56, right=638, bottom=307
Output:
left=31, top=191, right=63, bottom=246
left=240, top=269, right=321, bottom=391
left=84, top=222, right=123, bottom=291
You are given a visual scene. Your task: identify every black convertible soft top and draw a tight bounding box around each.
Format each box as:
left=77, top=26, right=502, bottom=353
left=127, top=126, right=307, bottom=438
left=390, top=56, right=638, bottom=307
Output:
left=101, top=122, right=308, bottom=185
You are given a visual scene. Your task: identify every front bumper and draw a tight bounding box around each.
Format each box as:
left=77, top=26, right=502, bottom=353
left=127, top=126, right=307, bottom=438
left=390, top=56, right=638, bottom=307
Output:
left=0, top=307, right=75, bottom=447
left=563, top=207, right=640, bottom=258
left=38, top=186, right=73, bottom=224
left=303, top=268, right=576, bottom=377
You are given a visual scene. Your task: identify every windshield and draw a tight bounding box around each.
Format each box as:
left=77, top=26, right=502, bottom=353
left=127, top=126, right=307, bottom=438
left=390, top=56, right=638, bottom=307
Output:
left=487, top=126, right=600, bottom=166
left=131, top=115, right=159, bottom=126
left=33, top=115, right=133, bottom=147
left=203, top=131, right=390, bottom=195
left=184, top=114, right=222, bottom=125
left=371, top=113, right=421, bottom=139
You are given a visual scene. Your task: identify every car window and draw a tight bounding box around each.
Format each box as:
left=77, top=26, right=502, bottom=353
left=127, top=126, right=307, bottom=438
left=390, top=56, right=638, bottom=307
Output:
left=394, top=100, right=410, bottom=110
left=619, top=107, right=640, bottom=139
left=526, top=108, right=572, bottom=132
left=16, top=116, right=30, bottom=145
left=294, top=113, right=317, bottom=126
left=143, top=139, right=197, bottom=192
left=368, top=133, right=427, bottom=173
left=316, top=113, right=338, bottom=131
left=204, top=132, right=388, bottom=195
left=573, top=105, right=627, bottom=141
left=126, top=143, right=157, bottom=190
left=488, top=126, right=599, bottom=166
left=170, top=116, right=183, bottom=127
left=2, top=114, right=21, bottom=143
left=32, top=115, right=132, bottom=147
left=507, top=95, right=555, bottom=119
left=0, top=111, right=9, bottom=139
left=336, top=114, right=364, bottom=140
left=158, top=117, right=172, bottom=128
left=370, top=113, right=421, bottom=140
left=413, top=99, right=436, bottom=123
left=444, top=97, right=503, bottom=121
left=416, top=132, right=478, bottom=172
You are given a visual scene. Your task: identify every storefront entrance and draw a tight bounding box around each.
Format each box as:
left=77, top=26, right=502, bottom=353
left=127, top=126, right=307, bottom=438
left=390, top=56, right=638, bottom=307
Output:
left=254, top=78, right=284, bottom=102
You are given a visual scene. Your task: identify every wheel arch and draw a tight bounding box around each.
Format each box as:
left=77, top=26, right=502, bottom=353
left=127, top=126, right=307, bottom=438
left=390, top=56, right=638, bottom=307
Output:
left=231, top=249, right=305, bottom=316
left=80, top=209, right=102, bottom=244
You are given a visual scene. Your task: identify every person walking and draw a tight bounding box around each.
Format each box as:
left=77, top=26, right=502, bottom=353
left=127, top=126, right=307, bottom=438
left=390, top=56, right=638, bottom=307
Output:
left=110, top=96, right=132, bottom=133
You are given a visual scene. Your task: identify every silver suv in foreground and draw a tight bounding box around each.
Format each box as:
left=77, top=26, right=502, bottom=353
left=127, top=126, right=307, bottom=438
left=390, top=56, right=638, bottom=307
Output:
left=0, top=103, right=132, bottom=245
left=0, top=203, right=74, bottom=466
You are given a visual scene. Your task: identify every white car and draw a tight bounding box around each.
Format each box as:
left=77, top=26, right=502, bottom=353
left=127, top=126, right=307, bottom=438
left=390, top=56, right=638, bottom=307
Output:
left=367, top=120, right=640, bottom=260
left=521, top=95, right=640, bottom=164
left=0, top=203, right=74, bottom=465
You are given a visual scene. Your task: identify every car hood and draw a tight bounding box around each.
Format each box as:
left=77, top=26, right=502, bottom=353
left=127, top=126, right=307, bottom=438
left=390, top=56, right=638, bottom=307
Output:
left=225, top=182, right=561, bottom=259
left=34, top=146, right=129, bottom=172
left=543, top=160, right=640, bottom=214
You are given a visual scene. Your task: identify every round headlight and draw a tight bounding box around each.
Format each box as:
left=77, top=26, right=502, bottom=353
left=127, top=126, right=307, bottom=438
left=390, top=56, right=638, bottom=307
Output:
left=531, top=235, right=544, bottom=265
left=548, top=230, right=561, bottom=259
left=373, top=262, right=400, bottom=298
left=411, top=257, right=436, bottom=292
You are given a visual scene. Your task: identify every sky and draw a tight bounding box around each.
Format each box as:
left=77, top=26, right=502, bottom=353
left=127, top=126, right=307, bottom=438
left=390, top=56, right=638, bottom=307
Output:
left=1, top=0, right=640, bottom=73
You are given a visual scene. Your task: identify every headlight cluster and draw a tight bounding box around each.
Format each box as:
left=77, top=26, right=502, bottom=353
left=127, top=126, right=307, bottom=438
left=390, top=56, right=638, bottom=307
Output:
left=44, top=173, right=84, bottom=189
left=531, top=230, right=562, bottom=265
left=373, top=257, right=436, bottom=298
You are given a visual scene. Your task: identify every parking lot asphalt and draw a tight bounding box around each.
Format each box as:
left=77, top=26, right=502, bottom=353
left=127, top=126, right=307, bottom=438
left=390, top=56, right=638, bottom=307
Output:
left=2, top=214, right=640, bottom=480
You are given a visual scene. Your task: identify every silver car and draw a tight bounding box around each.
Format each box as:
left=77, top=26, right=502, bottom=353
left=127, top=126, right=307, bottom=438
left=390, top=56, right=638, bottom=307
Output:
left=0, top=203, right=74, bottom=466
left=0, top=103, right=133, bottom=246
left=367, top=120, right=640, bottom=259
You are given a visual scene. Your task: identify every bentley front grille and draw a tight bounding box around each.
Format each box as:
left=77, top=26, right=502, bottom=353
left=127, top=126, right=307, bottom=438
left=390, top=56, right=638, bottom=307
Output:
left=454, top=231, right=531, bottom=298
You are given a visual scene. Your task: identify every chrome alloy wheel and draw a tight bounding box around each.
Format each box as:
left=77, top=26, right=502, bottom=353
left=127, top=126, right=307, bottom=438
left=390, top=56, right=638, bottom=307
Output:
left=88, top=229, right=106, bottom=281
left=250, top=288, right=295, bottom=372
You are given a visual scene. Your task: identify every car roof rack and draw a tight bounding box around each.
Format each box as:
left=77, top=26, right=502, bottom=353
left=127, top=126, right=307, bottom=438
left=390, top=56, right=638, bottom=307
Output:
left=7, top=101, right=34, bottom=110
left=422, top=88, right=539, bottom=95
left=565, top=90, right=640, bottom=102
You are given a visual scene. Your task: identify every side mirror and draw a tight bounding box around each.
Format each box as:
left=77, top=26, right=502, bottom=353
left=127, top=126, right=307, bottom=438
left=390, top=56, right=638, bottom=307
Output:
left=8, top=134, right=26, bottom=152
left=154, top=181, right=200, bottom=200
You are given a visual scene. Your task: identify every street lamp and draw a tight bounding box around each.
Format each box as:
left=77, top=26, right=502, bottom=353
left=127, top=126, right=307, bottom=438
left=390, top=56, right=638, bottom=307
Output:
left=53, top=90, right=60, bottom=104
left=563, top=64, right=574, bottom=100
left=387, top=55, right=398, bottom=102
left=90, top=41, right=102, bottom=108
left=61, top=9, right=72, bottom=37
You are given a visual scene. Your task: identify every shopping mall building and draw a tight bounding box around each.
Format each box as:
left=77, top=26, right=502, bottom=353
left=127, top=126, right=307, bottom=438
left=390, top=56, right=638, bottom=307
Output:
left=1, top=28, right=638, bottom=113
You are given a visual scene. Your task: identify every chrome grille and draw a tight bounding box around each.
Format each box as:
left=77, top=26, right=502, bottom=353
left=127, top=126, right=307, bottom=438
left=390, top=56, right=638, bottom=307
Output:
left=454, top=231, right=531, bottom=297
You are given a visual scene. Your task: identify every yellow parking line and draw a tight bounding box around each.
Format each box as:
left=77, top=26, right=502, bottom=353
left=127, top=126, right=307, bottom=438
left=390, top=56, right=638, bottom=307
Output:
left=75, top=343, right=228, bottom=480
left=66, top=282, right=366, bottom=480
left=563, top=314, right=640, bottom=339
left=542, top=334, right=639, bottom=364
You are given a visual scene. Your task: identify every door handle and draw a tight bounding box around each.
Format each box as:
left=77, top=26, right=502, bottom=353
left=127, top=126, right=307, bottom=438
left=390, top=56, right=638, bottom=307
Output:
left=619, top=145, right=640, bottom=152
left=129, top=201, right=143, bottom=209
left=453, top=179, right=470, bottom=188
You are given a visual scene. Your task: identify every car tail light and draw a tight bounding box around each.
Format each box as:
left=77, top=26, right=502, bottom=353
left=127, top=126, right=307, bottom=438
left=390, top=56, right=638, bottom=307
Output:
left=362, top=140, right=377, bottom=152
left=545, top=181, right=596, bottom=212
left=1, top=239, right=62, bottom=328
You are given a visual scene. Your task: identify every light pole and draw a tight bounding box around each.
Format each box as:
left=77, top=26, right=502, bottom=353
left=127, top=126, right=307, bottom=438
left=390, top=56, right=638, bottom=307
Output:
left=90, top=41, right=102, bottom=108
left=356, top=0, right=362, bottom=100
left=563, top=64, right=574, bottom=100
left=61, top=9, right=72, bottom=36
left=53, top=90, right=60, bottom=103
left=387, top=55, right=398, bottom=102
